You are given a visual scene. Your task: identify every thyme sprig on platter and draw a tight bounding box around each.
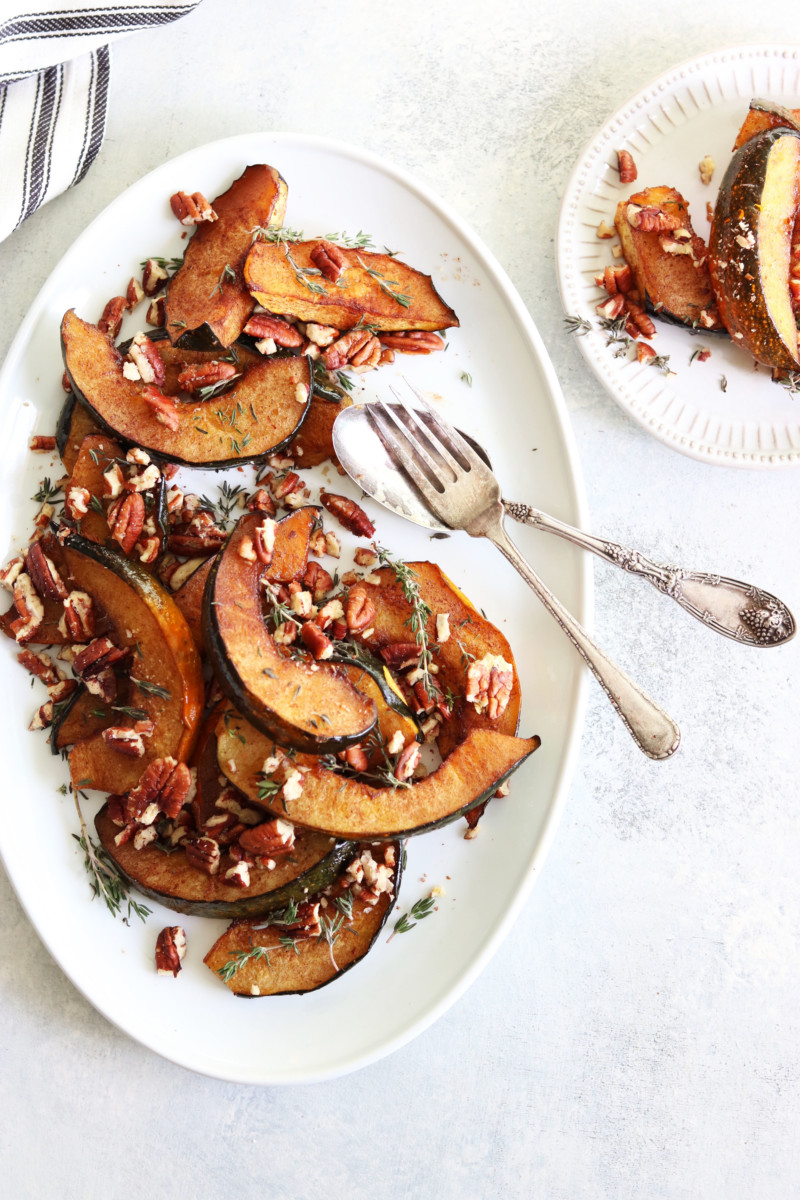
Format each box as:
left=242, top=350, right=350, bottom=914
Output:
left=283, top=244, right=328, bottom=295
left=372, top=545, right=438, bottom=701
left=72, top=793, right=150, bottom=925
left=216, top=899, right=309, bottom=982
left=393, top=894, right=436, bottom=935
left=355, top=254, right=411, bottom=308
left=199, top=480, right=247, bottom=529
left=324, top=230, right=374, bottom=250
left=32, top=476, right=64, bottom=506
left=250, top=224, right=304, bottom=245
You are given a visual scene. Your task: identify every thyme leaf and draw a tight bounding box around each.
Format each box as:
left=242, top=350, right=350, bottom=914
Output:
left=72, top=793, right=150, bottom=924
left=355, top=254, right=410, bottom=308
left=393, top=894, right=436, bottom=935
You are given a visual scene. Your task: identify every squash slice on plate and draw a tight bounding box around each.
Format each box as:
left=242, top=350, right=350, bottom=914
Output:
left=203, top=510, right=377, bottom=753
left=61, top=309, right=312, bottom=468
left=164, top=163, right=288, bottom=347
left=709, top=128, right=800, bottom=369
left=61, top=533, right=204, bottom=792
left=244, top=241, right=459, bottom=332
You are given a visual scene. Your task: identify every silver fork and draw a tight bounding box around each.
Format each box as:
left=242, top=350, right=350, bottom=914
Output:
left=367, top=381, right=681, bottom=761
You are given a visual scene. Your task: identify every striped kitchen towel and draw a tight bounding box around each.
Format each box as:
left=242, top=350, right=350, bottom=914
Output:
left=0, top=2, right=203, bottom=244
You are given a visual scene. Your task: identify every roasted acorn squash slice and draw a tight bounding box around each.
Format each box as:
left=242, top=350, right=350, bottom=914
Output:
left=244, top=241, right=459, bottom=332
left=61, top=309, right=312, bottom=468
left=61, top=533, right=204, bottom=792
left=204, top=840, right=402, bottom=996
left=614, top=185, right=724, bottom=331
left=709, top=128, right=800, bottom=369
left=164, top=164, right=288, bottom=347
left=203, top=511, right=376, bottom=753
left=217, top=711, right=539, bottom=839
left=56, top=391, right=103, bottom=474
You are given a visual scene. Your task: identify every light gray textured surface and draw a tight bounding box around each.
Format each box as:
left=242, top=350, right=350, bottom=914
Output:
left=1, top=3, right=799, bottom=1196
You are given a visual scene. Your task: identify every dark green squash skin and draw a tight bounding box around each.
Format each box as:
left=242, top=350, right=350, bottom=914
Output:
left=229, top=838, right=405, bottom=998
left=94, top=804, right=360, bottom=919
left=61, top=318, right=314, bottom=471
left=710, top=127, right=800, bottom=369
left=55, top=390, right=78, bottom=461
left=202, top=517, right=377, bottom=755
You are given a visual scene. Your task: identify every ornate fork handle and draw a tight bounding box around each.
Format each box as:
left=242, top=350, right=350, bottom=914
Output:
left=503, top=500, right=795, bottom=646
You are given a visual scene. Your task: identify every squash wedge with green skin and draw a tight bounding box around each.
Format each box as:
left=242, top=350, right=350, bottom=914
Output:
left=203, top=511, right=376, bottom=753
left=172, top=558, right=215, bottom=651
left=614, top=186, right=725, bottom=332
left=62, top=533, right=204, bottom=792
left=733, top=101, right=800, bottom=151
left=709, top=128, right=800, bottom=369
left=244, top=241, right=459, bottom=333
left=56, top=392, right=102, bottom=474
left=61, top=309, right=312, bottom=469
left=204, top=841, right=402, bottom=996
left=51, top=685, right=119, bottom=753
left=94, top=804, right=354, bottom=920
left=164, top=164, right=288, bottom=348
left=217, top=710, right=539, bottom=839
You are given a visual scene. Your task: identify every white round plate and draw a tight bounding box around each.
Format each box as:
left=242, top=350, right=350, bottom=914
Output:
left=557, top=44, right=800, bottom=468
left=0, top=133, right=588, bottom=1083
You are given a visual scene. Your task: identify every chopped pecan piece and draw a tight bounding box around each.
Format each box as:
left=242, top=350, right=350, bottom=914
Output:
left=128, top=756, right=192, bottom=821
left=73, top=636, right=127, bottom=680
left=29, top=435, right=56, bottom=452
left=224, top=860, right=252, bottom=888
left=25, top=542, right=68, bottom=600
left=354, top=548, right=376, bottom=567
left=377, top=331, right=445, bottom=354
left=281, top=900, right=321, bottom=936
left=169, top=190, right=217, bottom=225
left=380, top=642, right=420, bottom=670
left=66, top=486, right=91, bottom=519
left=339, top=745, right=368, bottom=772
left=61, top=590, right=96, bottom=641
left=242, top=313, right=304, bottom=346
left=246, top=488, right=276, bottom=516
left=177, top=361, right=237, bottom=393
left=300, top=621, right=333, bottom=660
left=29, top=702, right=53, bottom=730
left=155, top=926, right=186, bottom=976
left=17, top=648, right=62, bottom=685
left=465, top=653, right=513, bottom=719
left=185, top=835, right=221, bottom=875
left=146, top=296, right=166, bottom=327
left=166, top=514, right=227, bottom=556
left=238, top=818, right=296, bottom=857
left=625, top=204, right=682, bottom=233
left=108, top=491, right=146, bottom=555
left=10, top=574, right=44, bottom=642
left=98, top=296, right=127, bottom=340
left=319, top=491, right=375, bottom=537
left=636, top=342, right=657, bottom=364
left=346, top=584, right=376, bottom=633
left=128, top=332, right=166, bottom=387
left=617, top=149, right=637, bottom=184
left=141, top=386, right=179, bottom=431
left=142, top=259, right=169, bottom=296
left=304, top=322, right=338, bottom=347
left=126, top=277, right=145, bottom=308
left=322, top=329, right=381, bottom=372
left=0, top=556, right=24, bottom=591
left=310, top=239, right=345, bottom=282
left=303, top=560, right=333, bottom=601
left=253, top=518, right=276, bottom=565
left=101, top=726, right=146, bottom=757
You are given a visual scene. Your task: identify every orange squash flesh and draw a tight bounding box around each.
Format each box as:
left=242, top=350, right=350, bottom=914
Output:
left=164, top=164, right=288, bottom=347
left=203, top=511, right=376, bottom=753
left=61, top=309, right=312, bottom=468
left=62, top=536, right=204, bottom=792
left=204, top=873, right=397, bottom=996
left=244, top=241, right=459, bottom=332
left=216, top=711, right=539, bottom=839
left=288, top=392, right=352, bottom=467
left=56, top=393, right=103, bottom=474
left=66, top=434, right=123, bottom=543
left=172, top=558, right=215, bottom=651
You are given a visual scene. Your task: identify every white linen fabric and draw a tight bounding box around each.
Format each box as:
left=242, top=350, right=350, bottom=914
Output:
left=0, top=3, right=203, bottom=243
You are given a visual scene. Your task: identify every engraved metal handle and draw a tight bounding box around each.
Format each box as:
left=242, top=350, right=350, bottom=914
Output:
left=477, top=510, right=681, bottom=760
left=504, top=501, right=795, bottom=647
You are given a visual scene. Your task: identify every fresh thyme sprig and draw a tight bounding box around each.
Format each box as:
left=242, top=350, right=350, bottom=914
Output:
left=355, top=254, right=411, bottom=308
left=780, top=369, right=800, bottom=394
left=323, top=230, right=374, bottom=249
left=197, top=374, right=242, bottom=402
left=216, top=899, right=305, bottom=981
left=283, top=244, right=328, bottom=295
left=140, top=255, right=183, bottom=271
left=317, top=911, right=345, bottom=971
left=372, top=545, right=437, bottom=700
left=250, top=224, right=305, bottom=245
left=563, top=313, right=592, bottom=336
left=216, top=945, right=273, bottom=982
left=199, top=480, right=246, bottom=529
left=210, top=263, right=237, bottom=297
left=393, top=894, right=436, bottom=935
left=131, top=677, right=171, bottom=700
left=72, top=793, right=150, bottom=924
left=32, top=477, right=64, bottom=505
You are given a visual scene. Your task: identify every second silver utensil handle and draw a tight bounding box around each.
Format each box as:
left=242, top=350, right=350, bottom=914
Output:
left=488, top=521, right=681, bottom=760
